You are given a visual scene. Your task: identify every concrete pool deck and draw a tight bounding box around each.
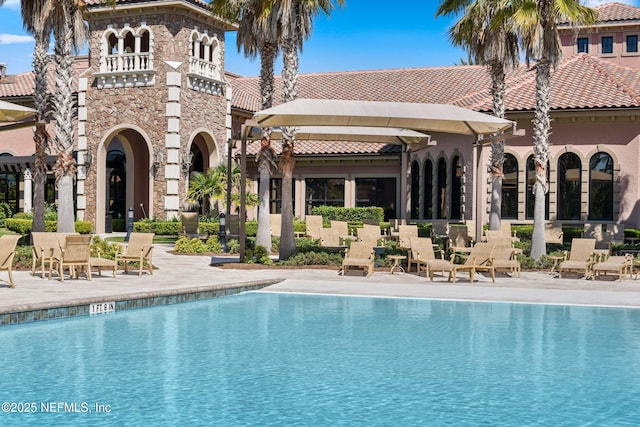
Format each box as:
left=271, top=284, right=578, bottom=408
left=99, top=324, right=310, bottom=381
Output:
left=1, top=242, right=640, bottom=324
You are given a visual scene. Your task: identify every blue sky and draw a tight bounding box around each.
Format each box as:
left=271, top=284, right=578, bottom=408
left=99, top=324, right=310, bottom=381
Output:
left=0, top=0, right=638, bottom=76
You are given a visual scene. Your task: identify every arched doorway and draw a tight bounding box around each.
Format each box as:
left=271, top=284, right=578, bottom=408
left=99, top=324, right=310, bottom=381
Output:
left=106, top=146, right=126, bottom=230
left=96, top=127, right=152, bottom=233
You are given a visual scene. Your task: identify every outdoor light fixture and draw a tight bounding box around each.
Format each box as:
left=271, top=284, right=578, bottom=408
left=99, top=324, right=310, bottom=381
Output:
left=152, top=147, right=164, bottom=173
left=181, top=151, right=194, bottom=174
left=84, top=151, right=93, bottom=165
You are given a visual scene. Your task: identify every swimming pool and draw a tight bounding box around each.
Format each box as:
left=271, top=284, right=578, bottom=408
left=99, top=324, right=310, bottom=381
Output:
left=1, top=292, right=639, bottom=425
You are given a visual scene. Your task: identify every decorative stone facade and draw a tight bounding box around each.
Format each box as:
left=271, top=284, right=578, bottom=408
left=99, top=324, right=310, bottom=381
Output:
left=79, top=1, right=233, bottom=232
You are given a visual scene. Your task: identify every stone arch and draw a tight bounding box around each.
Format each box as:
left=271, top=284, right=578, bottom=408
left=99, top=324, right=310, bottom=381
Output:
left=94, top=124, right=155, bottom=233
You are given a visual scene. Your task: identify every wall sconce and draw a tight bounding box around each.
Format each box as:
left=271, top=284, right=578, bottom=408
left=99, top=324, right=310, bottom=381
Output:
left=152, top=147, right=164, bottom=174
left=181, top=151, right=194, bottom=174
left=85, top=151, right=93, bottom=165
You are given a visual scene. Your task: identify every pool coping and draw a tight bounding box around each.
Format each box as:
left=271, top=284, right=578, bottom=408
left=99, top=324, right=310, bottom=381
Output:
left=0, top=279, right=281, bottom=326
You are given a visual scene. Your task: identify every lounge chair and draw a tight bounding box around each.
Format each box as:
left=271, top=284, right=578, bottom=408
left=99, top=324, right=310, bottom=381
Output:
left=408, top=237, right=448, bottom=276
left=180, top=212, right=207, bottom=240
left=0, top=234, right=22, bottom=287
left=448, top=225, right=472, bottom=253
left=305, top=215, right=323, bottom=241
left=483, top=222, right=519, bottom=243
left=357, top=224, right=384, bottom=247
left=592, top=254, right=632, bottom=281
left=341, top=242, right=375, bottom=277
left=429, top=241, right=496, bottom=283
left=492, top=245, right=521, bottom=277
left=31, top=232, right=76, bottom=279
left=115, top=232, right=154, bottom=276
left=398, top=225, right=419, bottom=249
left=430, top=220, right=449, bottom=244
left=52, top=234, right=93, bottom=281
left=558, top=238, right=597, bottom=279
left=270, top=214, right=282, bottom=237
left=545, top=222, right=564, bottom=246
left=320, top=227, right=345, bottom=249
left=330, top=220, right=353, bottom=242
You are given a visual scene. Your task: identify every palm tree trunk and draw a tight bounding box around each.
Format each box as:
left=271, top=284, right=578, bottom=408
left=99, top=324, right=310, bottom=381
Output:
left=489, top=61, right=506, bottom=231
left=52, top=1, right=77, bottom=233
left=530, top=59, right=551, bottom=261
left=255, top=41, right=278, bottom=254
left=32, top=30, right=50, bottom=234
left=278, top=38, right=299, bottom=259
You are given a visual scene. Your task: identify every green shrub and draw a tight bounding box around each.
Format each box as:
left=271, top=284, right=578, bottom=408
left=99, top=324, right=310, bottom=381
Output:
left=133, top=221, right=181, bottom=235
left=0, top=202, right=11, bottom=227
left=174, top=236, right=209, bottom=253
left=278, top=251, right=343, bottom=266
left=205, top=236, right=223, bottom=253
left=253, top=245, right=273, bottom=265
left=91, top=236, right=120, bottom=259
left=5, top=219, right=93, bottom=234
left=311, top=206, right=384, bottom=223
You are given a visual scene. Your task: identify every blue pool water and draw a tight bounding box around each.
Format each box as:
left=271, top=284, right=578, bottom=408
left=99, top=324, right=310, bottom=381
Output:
left=1, top=292, right=640, bottom=426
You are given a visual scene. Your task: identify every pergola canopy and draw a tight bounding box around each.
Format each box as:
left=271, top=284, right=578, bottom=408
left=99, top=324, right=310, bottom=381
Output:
left=244, top=125, right=432, bottom=145
left=0, top=100, right=36, bottom=123
left=253, top=99, right=515, bottom=137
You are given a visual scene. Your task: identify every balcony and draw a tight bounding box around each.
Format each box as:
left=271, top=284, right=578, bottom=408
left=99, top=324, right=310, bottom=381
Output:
left=95, top=52, right=155, bottom=89
left=187, top=56, right=224, bottom=96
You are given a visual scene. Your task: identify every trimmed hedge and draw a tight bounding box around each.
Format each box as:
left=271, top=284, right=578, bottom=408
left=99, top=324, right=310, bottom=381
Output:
left=5, top=218, right=93, bottom=235
left=311, top=206, right=384, bottom=223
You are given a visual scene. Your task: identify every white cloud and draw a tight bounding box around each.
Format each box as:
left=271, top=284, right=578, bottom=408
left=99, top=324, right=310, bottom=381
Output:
left=1, top=0, right=20, bottom=10
left=0, top=34, right=34, bottom=45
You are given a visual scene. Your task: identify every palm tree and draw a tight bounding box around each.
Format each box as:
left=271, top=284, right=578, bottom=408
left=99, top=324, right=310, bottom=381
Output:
left=513, top=0, right=595, bottom=260
left=187, top=163, right=258, bottom=214
left=437, top=0, right=520, bottom=232
left=21, top=0, right=54, bottom=234
left=48, top=0, right=88, bottom=232
left=275, top=0, right=343, bottom=259
left=212, top=0, right=280, bottom=253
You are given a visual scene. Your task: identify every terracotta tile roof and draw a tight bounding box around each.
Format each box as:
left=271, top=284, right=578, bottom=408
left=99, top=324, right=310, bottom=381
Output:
left=463, top=53, right=640, bottom=111
left=594, top=2, right=640, bottom=23
left=243, top=137, right=400, bottom=157
left=232, top=54, right=640, bottom=115
left=0, top=56, right=88, bottom=99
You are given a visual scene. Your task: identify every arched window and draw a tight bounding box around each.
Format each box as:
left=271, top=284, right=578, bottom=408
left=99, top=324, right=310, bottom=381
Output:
left=411, top=161, right=420, bottom=219
left=450, top=155, right=462, bottom=220
left=123, top=31, right=135, bottom=53
left=139, top=29, right=150, bottom=53
left=423, top=159, right=433, bottom=219
left=107, top=33, right=118, bottom=54
left=437, top=158, right=447, bottom=219
left=589, top=152, right=614, bottom=220
left=526, top=155, right=549, bottom=220
left=502, top=154, right=518, bottom=219
left=557, top=152, right=582, bottom=220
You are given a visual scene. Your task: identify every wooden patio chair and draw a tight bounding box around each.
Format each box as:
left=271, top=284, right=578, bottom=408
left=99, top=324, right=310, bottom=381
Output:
left=430, top=220, right=449, bottom=242
left=491, top=245, right=521, bottom=277
left=398, top=225, right=419, bottom=249
left=115, top=232, right=155, bottom=276
left=341, top=242, right=375, bottom=277
left=544, top=222, right=564, bottom=246
left=305, top=215, right=323, bottom=241
left=52, top=234, right=93, bottom=281
left=270, top=214, right=282, bottom=237
left=448, top=225, right=472, bottom=253
left=592, top=254, right=632, bottom=281
left=357, top=224, right=384, bottom=247
left=408, top=237, right=448, bottom=276
left=429, top=241, right=496, bottom=283
left=0, top=234, right=22, bottom=288
left=558, top=238, right=597, bottom=279
left=320, top=227, right=345, bottom=249
left=31, top=232, right=75, bottom=279
left=180, top=212, right=207, bottom=240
